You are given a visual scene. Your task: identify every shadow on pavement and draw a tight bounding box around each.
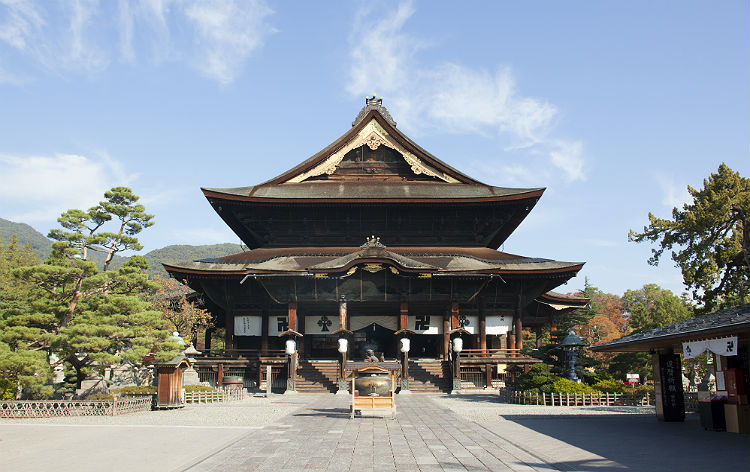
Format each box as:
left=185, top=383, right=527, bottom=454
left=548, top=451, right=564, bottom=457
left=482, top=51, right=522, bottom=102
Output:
left=500, top=412, right=748, bottom=471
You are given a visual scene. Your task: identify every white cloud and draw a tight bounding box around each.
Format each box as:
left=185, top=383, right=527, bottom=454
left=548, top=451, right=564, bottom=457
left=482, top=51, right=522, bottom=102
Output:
left=0, top=0, right=44, bottom=50
left=346, top=0, right=586, bottom=181
left=183, top=0, right=275, bottom=85
left=0, top=152, right=133, bottom=222
left=549, top=140, right=585, bottom=182
left=0, top=0, right=275, bottom=84
left=657, top=176, right=692, bottom=209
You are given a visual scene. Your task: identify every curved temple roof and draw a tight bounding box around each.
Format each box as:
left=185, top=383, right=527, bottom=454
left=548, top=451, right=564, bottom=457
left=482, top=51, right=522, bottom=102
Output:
left=202, top=98, right=544, bottom=203
left=163, top=245, right=584, bottom=278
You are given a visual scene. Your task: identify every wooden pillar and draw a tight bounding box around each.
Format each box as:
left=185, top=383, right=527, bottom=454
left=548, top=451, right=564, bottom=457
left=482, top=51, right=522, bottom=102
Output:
left=289, top=301, right=301, bottom=359
left=399, top=302, right=408, bottom=330
left=225, top=312, right=234, bottom=356
left=288, top=301, right=297, bottom=332
left=507, top=332, right=515, bottom=356
left=485, top=364, right=492, bottom=389
left=515, top=316, right=523, bottom=351
left=442, top=315, right=450, bottom=361
left=400, top=302, right=409, bottom=383
left=479, top=313, right=487, bottom=354
left=450, top=302, right=459, bottom=330
left=261, top=310, right=269, bottom=355
left=514, top=295, right=523, bottom=353
left=339, top=300, right=347, bottom=331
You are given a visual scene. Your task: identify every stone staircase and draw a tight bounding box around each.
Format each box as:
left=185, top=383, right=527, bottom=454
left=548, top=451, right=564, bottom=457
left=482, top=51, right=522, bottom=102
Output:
left=406, top=359, right=452, bottom=393
left=296, top=360, right=339, bottom=393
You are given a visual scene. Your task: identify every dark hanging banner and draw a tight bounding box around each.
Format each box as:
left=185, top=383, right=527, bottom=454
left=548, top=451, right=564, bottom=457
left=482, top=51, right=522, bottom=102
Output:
left=657, top=353, right=685, bottom=422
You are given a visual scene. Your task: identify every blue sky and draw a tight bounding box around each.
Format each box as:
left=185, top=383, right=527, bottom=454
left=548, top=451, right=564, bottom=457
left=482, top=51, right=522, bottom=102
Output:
left=0, top=0, right=747, bottom=298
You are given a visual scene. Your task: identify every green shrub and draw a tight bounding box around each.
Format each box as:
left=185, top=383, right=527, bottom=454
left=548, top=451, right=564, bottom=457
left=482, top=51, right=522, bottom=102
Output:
left=184, top=385, right=218, bottom=393
left=110, top=385, right=157, bottom=395
left=516, top=364, right=556, bottom=393
left=592, top=379, right=628, bottom=394
left=543, top=377, right=597, bottom=394
left=87, top=393, right=114, bottom=400
left=635, top=384, right=654, bottom=395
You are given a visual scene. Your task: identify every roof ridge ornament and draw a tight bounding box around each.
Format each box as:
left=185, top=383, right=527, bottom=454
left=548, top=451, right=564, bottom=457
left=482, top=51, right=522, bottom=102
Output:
left=361, top=235, right=386, bottom=248
left=353, top=94, right=397, bottom=128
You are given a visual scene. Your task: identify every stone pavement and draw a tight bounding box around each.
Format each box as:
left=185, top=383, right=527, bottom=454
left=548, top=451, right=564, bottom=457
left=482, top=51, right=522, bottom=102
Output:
left=181, top=394, right=749, bottom=472
left=2, top=394, right=747, bottom=472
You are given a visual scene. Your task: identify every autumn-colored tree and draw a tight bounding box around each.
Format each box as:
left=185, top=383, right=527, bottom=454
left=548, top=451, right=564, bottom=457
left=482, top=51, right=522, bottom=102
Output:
left=150, top=276, right=213, bottom=343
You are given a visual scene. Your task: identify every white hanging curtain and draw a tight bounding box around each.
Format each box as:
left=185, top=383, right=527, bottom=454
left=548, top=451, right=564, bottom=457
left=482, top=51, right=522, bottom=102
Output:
left=234, top=316, right=262, bottom=336
left=350, top=315, right=398, bottom=332
left=682, top=335, right=738, bottom=358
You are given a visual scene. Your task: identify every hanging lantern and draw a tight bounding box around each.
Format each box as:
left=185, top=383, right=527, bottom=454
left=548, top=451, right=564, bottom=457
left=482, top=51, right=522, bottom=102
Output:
left=452, top=337, right=463, bottom=353
left=285, top=339, right=296, bottom=355
left=399, top=338, right=410, bottom=353
left=338, top=338, right=348, bottom=353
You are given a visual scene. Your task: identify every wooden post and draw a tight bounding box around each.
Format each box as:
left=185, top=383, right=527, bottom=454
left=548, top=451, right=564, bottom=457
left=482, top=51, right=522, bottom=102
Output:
left=225, top=312, right=234, bottom=356
left=450, top=302, right=459, bottom=330
left=399, top=302, right=408, bottom=331
left=514, top=294, right=523, bottom=353
left=339, top=299, right=347, bottom=332
left=479, top=313, right=487, bottom=354
left=442, top=315, right=450, bottom=361
left=485, top=363, right=492, bottom=389
left=266, top=364, right=272, bottom=397
left=261, top=310, right=269, bottom=355
left=288, top=301, right=297, bottom=332
left=400, top=302, right=409, bottom=388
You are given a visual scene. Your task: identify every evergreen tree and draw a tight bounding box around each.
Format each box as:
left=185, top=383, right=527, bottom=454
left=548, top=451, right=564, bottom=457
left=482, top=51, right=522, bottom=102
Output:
left=629, top=163, right=749, bottom=312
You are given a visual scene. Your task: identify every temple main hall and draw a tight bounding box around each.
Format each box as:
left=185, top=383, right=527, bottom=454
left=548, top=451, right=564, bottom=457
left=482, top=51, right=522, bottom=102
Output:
left=164, top=97, right=586, bottom=393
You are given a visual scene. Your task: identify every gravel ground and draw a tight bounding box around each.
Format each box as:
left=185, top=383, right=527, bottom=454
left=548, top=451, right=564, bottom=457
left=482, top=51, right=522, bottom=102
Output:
left=432, top=393, right=656, bottom=421
left=1, top=393, right=316, bottom=427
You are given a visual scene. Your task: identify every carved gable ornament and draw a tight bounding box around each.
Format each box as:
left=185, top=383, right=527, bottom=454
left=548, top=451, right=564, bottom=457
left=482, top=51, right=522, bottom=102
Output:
left=284, top=119, right=459, bottom=183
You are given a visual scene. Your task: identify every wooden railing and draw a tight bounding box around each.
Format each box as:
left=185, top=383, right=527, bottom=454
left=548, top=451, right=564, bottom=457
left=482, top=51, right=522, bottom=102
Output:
left=184, top=388, right=246, bottom=404
left=508, top=390, right=654, bottom=406
left=0, top=396, right=152, bottom=418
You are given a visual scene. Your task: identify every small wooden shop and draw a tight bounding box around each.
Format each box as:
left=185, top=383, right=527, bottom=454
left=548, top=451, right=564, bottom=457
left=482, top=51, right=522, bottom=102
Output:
left=592, top=304, right=749, bottom=433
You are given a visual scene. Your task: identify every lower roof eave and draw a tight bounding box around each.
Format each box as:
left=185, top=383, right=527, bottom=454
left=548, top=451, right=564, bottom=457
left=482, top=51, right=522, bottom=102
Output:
left=591, top=324, right=750, bottom=353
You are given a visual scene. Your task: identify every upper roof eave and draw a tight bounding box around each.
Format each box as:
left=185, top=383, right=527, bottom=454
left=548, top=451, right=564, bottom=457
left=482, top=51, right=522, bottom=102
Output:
left=201, top=183, right=545, bottom=203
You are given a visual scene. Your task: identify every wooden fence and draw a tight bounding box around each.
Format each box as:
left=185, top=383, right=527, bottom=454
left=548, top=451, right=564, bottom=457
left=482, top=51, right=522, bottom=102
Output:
left=509, top=390, right=654, bottom=406
left=0, top=396, right=152, bottom=418
left=184, top=388, right=246, bottom=404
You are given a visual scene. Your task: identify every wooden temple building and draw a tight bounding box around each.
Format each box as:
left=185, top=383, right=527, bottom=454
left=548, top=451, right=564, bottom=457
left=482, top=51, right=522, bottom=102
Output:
left=164, top=97, right=586, bottom=393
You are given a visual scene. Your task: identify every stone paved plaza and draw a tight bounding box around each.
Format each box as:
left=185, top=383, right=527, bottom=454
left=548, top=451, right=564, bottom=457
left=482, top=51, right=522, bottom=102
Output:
left=1, top=393, right=747, bottom=471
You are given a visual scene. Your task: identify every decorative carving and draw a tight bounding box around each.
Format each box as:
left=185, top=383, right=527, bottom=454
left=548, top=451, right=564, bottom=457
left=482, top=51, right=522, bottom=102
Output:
left=361, top=235, right=386, bottom=248
left=352, top=96, right=397, bottom=128
left=284, top=118, right=459, bottom=183
left=364, top=132, right=387, bottom=150
left=363, top=263, right=384, bottom=273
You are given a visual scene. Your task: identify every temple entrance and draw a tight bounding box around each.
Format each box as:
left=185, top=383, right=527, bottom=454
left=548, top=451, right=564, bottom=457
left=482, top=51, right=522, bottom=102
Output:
left=307, top=335, right=339, bottom=359
left=409, top=334, right=441, bottom=359
left=353, top=323, right=397, bottom=360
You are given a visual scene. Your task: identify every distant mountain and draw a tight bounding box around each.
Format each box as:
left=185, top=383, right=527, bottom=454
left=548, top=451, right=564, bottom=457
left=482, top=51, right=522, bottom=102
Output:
left=143, top=243, right=243, bottom=279
left=0, top=218, right=54, bottom=261
left=0, top=218, right=242, bottom=278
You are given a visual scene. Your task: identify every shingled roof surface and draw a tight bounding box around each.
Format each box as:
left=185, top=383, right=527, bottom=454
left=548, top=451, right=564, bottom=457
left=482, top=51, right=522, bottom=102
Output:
left=592, top=304, right=750, bottom=351
left=162, top=246, right=583, bottom=276
left=201, top=100, right=544, bottom=202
